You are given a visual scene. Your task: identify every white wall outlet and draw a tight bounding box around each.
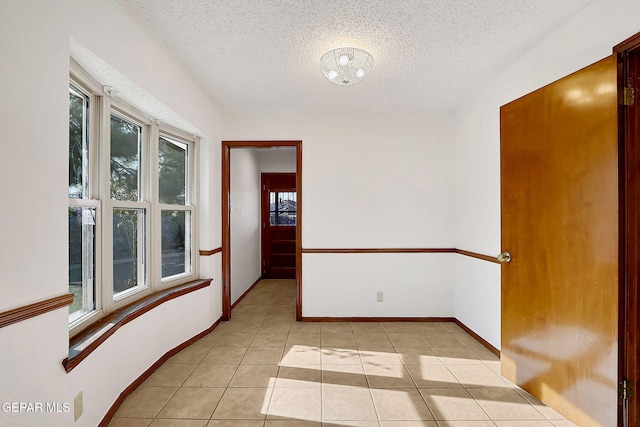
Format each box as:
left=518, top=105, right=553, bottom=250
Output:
left=74, top=391, right=83, bottom=421
left=376, top=291, right=383, bottom=302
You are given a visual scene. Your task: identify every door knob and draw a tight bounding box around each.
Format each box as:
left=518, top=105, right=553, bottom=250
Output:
left=497, top=252, right=511, bottom=263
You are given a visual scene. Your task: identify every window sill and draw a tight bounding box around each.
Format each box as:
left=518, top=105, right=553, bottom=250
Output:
left=62, top=278, right=212, bottom=373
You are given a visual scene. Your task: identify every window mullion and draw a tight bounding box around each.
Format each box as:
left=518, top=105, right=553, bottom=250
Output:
left=100, top=96, right=114, bottom=314
left=149, top=123, right=160, bottom=288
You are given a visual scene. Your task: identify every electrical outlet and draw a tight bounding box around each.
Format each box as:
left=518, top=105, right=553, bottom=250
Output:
left=74, top=391, right=83, bottom=421
left=376, top=291, right=383, bottom=302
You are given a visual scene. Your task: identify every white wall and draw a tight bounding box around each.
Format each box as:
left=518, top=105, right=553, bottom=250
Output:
left=0, top=1, right=222, bottom=426
left=230, top=149, right=262, bottom=303
left=454, top=0, right=640, bottom=350
left=223, top=111, right=457, bottom=317
left=259, top=148, right=297, bottom=173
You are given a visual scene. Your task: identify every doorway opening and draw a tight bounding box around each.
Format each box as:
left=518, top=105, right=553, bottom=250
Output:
left=221, top=141, right=302, bottom=321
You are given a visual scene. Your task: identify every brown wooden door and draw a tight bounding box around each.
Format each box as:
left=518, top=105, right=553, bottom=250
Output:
left=261, top=173, right=296, bottom=279
left=500, top=55, right=619, bottom=427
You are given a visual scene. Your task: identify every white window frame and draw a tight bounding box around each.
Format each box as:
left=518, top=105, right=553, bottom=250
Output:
left=69, top=60, right=199, bottom=335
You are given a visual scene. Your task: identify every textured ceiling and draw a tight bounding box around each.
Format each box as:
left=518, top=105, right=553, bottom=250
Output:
left=115, top=0, right=595, bottom=112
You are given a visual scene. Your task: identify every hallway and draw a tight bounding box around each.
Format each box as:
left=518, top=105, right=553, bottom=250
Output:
left=108, top=279, right=575, bottom=426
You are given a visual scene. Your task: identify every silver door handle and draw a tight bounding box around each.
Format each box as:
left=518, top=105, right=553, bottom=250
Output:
left=497, top=252, right=511, bottom=263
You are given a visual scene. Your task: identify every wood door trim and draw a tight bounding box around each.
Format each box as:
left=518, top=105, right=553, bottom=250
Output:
left=0, top=293, right=74, bottom=329
left=615, top=31, right=640, bottom=427
left=222, top=141, right=303, bottom=321
left=199, top=247, right=222, bottom=256
left=302, top=247, right=500, bottom=263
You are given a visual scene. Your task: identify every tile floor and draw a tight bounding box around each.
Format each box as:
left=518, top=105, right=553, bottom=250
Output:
left=109, top=279, right=576, bottom=427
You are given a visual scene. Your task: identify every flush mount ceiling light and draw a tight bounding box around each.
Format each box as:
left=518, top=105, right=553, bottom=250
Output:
left=320, top=47, right=374, bottom=86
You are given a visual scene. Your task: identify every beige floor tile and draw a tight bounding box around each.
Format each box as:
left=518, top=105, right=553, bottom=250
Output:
left=156, top=387, right=225, bottom=419
left=441, top=324, right=464, bottom=334
left=289, top=322, right=322, bottom=333
left=360, top=351, right=404, bottom=366
left=411, top=323, right=448, bottom=334
left=325, top=422, right=381, bottom=427
left=431, top=348, right=482, bottom=365
left=207, top=421, right=265, bottom=427
left=252, top=333, right=288, bottom=347
left=242, top=346, right=285, bottom=364
left=183, top=364, right=238, bottom=387
left=216, top=332, right=256, bottom=347
left=322, top=348, right=362, bottom=365
left=396, top=347, right=441, bottom=365
left=371, top=389, right=434, bottom=420
left=551, top=421, right=579, bottom=427
left=150, top=420, right=208, bottom=427
left=267, top=387, right=322, bottom=421
left=322, top=364, right=368, bottom=388
left=419, top=389, right=490, bottom=421
left=405, top=365, right=462, bottom=389
left=387, top=333, right=424, bottom=347
left=280, top=346, right=322, bottom=366
left=514, top=389, right=566, bottom=420
left=322, top=323, right=354, bottom=333
left=211, top=387, right=273, bottom=420
left=286, top=333, right=321, bottom=347
left=351, top=323, right=385, bottom=333
left=266, top=420, right=322, bottom=426
left=193, top=330, right=225, bottom=347
left=468, top=388, right=545, bottom=420
left=201, top=346, right=248, bottom=364
left=494, top=422, right=555, bottom=426
left=114, top=386, right=177, bottom=418
left=142, top=363, right=197, bottom=387
left=229, top=364, right=279, bottom=387
left=421, top=335, right=465, bottom=348
left=259, top=322, right=292, bottom=334
left=382, top=323, right=418, bottom=333
left=380, top=422, right=438, bottom=427
left=168, top=345, right=212, bottom=364
left=364, top=364, right=416, bottom=389
left=355, top=333, right=392, bottom=347
left=322, top=387, right=378, bottom=421
left=447, top=365, right=511, bottom=388
left=322, top=333, right=357, bottom=348
left=276, top=365, right=322, bottom=388
left=107, top=418, right=152, bottom=427
left=435, top=422, right=495, bottom=427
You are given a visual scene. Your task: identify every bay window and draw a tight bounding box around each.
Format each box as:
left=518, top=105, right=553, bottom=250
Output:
left=68, top=61, right=198, bottom=335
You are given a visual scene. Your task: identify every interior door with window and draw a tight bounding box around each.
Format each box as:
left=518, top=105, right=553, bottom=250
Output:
left=261, top=173, right=296, bottom=279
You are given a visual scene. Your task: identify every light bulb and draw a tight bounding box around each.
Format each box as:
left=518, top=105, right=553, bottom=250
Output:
left=339, top=54, right=350, bottom=66
left=356, top=68, right=365, bottom=78
left=328, top=70, right=338, bottom=80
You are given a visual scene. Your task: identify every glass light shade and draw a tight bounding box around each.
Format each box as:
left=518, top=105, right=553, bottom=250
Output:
left=320, top=47, right=374, bottom=86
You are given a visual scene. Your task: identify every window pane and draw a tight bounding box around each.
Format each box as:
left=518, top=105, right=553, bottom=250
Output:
left=161, top=210, right=190, bottom=278
left=110, top=114, right=141, bottom=201
left=113, top=208, right=146, bottom=294
left=269, top=191, right=297, bottom=225
left=69, top=207, right=95, bottom=315
left=159, top=137, right=187, bottom=205
left=69, top=85, right=89, bottom=199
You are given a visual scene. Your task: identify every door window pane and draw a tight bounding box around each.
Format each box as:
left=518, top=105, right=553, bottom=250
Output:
left=113, top=208, right=146, bottom=294
left=269, top=191, right=297, bottom=225
left=69, top=85, right=89, bottom=199
left=69, top=207, right=95, bottom=315
left=110, top=114, right=141, bottom=201
left=159, top=137, right=187, bottom=205
left=161, top=210, right=190, bottom=278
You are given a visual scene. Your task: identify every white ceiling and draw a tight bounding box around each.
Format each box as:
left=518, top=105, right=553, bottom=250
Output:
left=115, top=0, right=595, bottom=113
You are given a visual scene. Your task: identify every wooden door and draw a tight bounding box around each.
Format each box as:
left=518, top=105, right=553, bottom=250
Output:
left=500, top=55, right=619, bottom=427
left=261, top=173, right=296, bottom=278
